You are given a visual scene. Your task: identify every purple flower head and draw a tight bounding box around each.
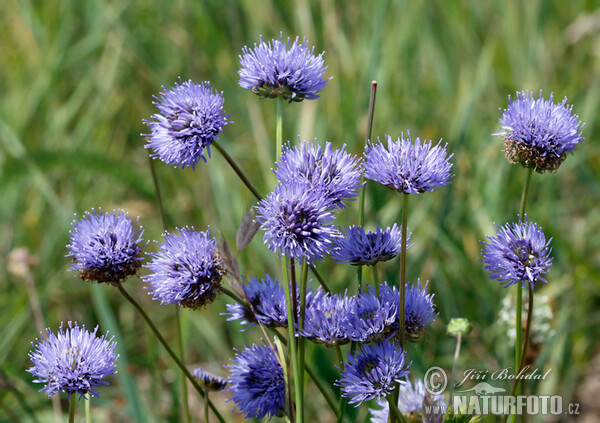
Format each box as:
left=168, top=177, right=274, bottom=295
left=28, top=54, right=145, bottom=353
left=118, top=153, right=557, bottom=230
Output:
left=143, top=79, right=230, bottom=169
left=494, top=91, right=584, bottom=172
left=67, top=209, right=145, bottom=285
left=336, top=340, right=410, bottom=406
left=256, top=182, right=341, bottom=263
left=378, top=281, right=438, bottom=342
left=341, top=285, right=397, bottom=343
left=238, top=33, right=331, bottom=102
left=364, top=133, right=453, bottom=194
left=332, top=224, right=410, bottom=266
left=28, top=322, right=118, bottom=399
left=224, top=273, right=288, bottom=329
left=227, top=343, right=285, bottom=420
left=193, top=368, right=228, bottom=391
left=481, top=216, right=553, bottom=290
left=299, top=289, right=353, bottom=347
left=144, top=227, right=225, bottom=309
left=275, top=140, right=363, bottom=208
left=370, top=377, right=445, bottom=422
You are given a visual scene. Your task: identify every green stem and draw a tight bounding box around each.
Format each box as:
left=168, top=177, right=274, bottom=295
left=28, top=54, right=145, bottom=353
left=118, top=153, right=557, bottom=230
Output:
left=335, top=346, right=347, bottom=423
left=85, top=395, right=90, bottom=423
left=449, top=333, right=462, bottom=409
left=298, top=263, right=309, bottom=407
left=281, top=257, right=302, bottom=423
left=515, top=167, right=533, bottom=395
left=204, top=389, right=209, bottom=423
left=309, top=265, right=331, bottom=293
left=276, top=97, right=283, bottom=160
left=116, top=284, right=225, bottom=423
left=386, top=395, right=407, bottom=423
left=372, top=264, right=380, bottom=296
left=68, top=397, right=75, bottom=423
left=358, top=81, right=378, bottom=288
left=148, top=156, right=168, bottom=230
left=175, top=307, right=191, bottom=423
left=399, top=193, right=409, bottom=348
left=212, top=141, right=262, bottom=201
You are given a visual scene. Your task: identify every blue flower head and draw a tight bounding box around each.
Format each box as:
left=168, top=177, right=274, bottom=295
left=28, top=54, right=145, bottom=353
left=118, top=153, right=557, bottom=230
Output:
left=144, top=79, right=230, bottom=169
left=364, top=133, right=453, bottom=194
left=193, top=368, right=228, bottom=391
left=336, top=340, right=410, bottom=406
left=299, top=289, right=353, bottom=347
left=238, top=33, right=331, bottom=102
left=28, top=322, right=118, bottom=399
left=275, top=140, right=363, bottom=208
left=227, top=344, right=285, bottom=420
left=494, top=91, right=584, bottom=172
left=332, top=224, right=410, bottom=266
left=481, top=216, right=553, bottom=290
left=256, top=182, right=341, bottom=263
left=341, top=285, right=397, bottom=343
left=144, top=227, right=225, bottom=309
left=224, top=273, right=288, bottom=329
left=67, top=209, right=145, bottom=285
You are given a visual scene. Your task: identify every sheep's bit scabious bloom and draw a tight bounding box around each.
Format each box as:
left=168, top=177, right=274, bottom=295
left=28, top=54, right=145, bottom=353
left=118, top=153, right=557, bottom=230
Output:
left=481, top=216, right=553, bottom=290
left=28, top=322, right=118, bottom=399
left=238, top=34, right=331, bottom=102
left=144, top=79, right=230, bottom=169
left=495, top=90, right=584, bottom=173
left=67, top=209, right=145, bottom=285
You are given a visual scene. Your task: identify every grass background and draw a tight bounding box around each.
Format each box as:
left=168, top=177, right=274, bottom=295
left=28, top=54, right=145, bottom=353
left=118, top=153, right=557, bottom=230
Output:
left=1, top=0, right=599, bottom=421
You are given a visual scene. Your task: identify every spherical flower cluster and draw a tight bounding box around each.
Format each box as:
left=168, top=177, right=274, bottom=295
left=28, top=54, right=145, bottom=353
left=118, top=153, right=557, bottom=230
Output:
left=364, top=133, right=453, bottom=194
left=224, top=273, right=288, bottom=329
left=275, top=140, right=363, bottom=208
left=144, top=227, right=225, bottom=309
left=193, top=368, right=228, bottom=391
left=227, top=344, right=285, bottom=420
left=494, top=91, right=584, bottom=172
left=256, top=183, right=340, bottom=263
left=481, top=216, right=553, bottom=290
left=336, top=341, right=410, bottom=406
left=332, top=224, right=410, bottom=266
left=28, top=322, right=118, bottom=399
left=238, top=34, right=330, bottom=102
left=67, top=209, right=145, bottom=285
left=341, top=286, right=398, bottom=343
left=299, top=290, right=353, bottom=347
left=144, top=79, right=230, bottom=169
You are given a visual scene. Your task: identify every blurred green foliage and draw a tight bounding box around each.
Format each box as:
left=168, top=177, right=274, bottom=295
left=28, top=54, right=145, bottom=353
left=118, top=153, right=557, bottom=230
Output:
left=1, top=0, right=599, bottom=421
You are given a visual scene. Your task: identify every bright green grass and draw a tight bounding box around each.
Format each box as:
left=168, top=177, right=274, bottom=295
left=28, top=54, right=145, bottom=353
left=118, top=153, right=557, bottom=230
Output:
left=1, top=0, right=599, bottom=421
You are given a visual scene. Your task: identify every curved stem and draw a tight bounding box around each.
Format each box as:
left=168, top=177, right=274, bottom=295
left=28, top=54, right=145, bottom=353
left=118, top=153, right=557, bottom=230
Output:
left=175, top=307, right=191, bottom=423
left=148, top=156, right=168, bottom=230
left=335, top=346, right=346, bottom=423
left=449, top=333, right=462, bottom=407
left=116, top=284, right=225, bottom=423
left=386, top=395, right=408, bottom=423
left=213, top=141, right=262, bottom=201
left=204, top=389, right=209, bottom=423
left=310, top=265, right=331, bottom=293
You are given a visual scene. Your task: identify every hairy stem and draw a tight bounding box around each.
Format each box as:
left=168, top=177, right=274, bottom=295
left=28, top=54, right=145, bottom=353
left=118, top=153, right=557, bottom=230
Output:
left=213, top=141, right=262, bottom=201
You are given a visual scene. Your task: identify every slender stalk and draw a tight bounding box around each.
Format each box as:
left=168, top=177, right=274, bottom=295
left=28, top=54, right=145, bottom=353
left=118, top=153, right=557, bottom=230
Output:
left=335, top=346, right=347, bottom=423
left=357, top=81, right=378, bottom=288
left=212, top=141, right=262, bottom=201
left=204, top=389, right=209, bottom=423
left=515, top=168, right=533, bottom=395
left=372, top=264, right=380, bottom=296
left=116, top=284, right=225, bottom=423
left=281, top=256, right=303, bottom=423
left=85, top=396, right=90, bottom=423
left=149, top=154, right=191, bottom=423
left=399, top=193, right=409, bottom=347
left=276, top=97, right=283, bottom=160
left=310, top=265, right=332, bottom=293
left=175, top=308, right=191, bottom=423
left=68, top=398, right=75, bottom=423
left=386, top=395, right=407, bottom=423
left=298, top=262, right=309, bottom=406
left=448, top=333, right=462, bottom=407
